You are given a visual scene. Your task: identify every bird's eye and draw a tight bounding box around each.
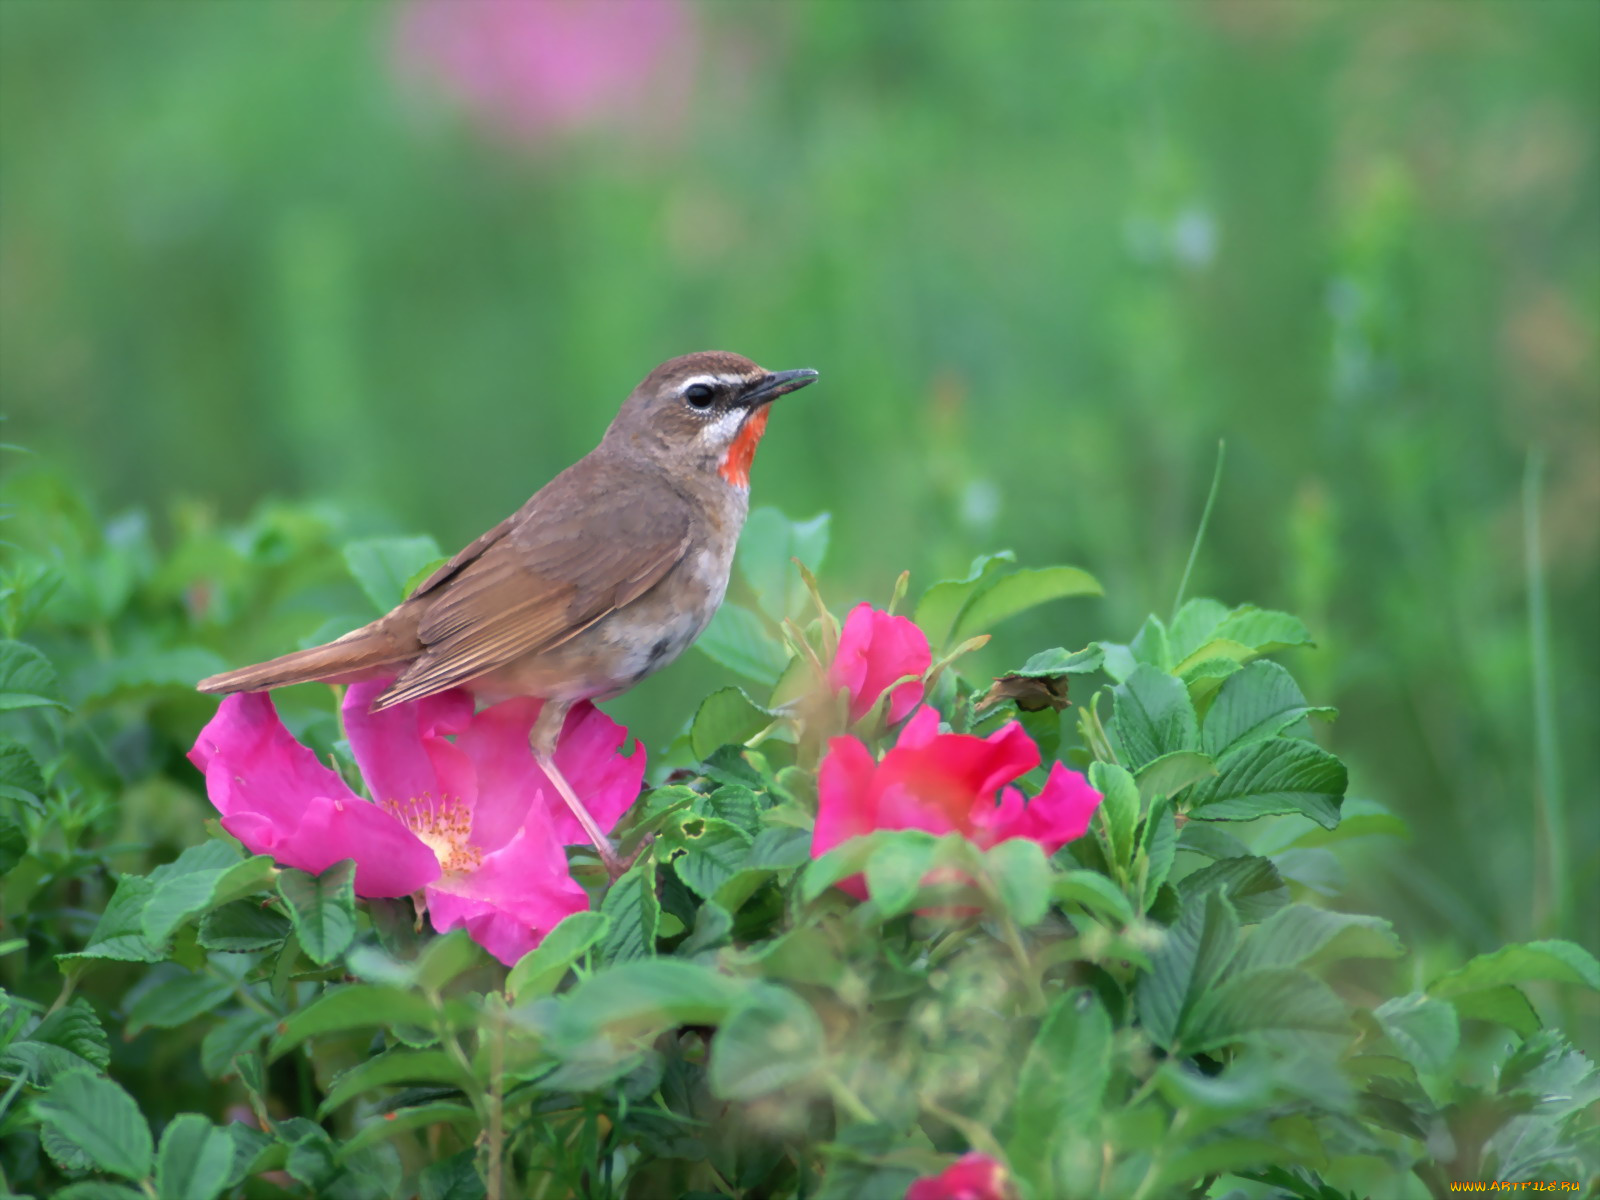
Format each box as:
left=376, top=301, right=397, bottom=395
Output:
left=684, top=383, right=715, bottom=409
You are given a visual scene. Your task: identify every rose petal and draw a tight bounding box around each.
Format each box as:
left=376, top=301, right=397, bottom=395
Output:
left=984, top=763, right=1102, bottom=855
left=343, top=680, right=475, bottom=809
left=188, top=693, right=357, bottom=826
left=828, top=604, right=932, bottom=723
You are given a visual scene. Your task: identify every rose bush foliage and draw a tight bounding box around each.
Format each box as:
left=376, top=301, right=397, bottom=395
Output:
left=1, top=490, right=1596, bottom=1199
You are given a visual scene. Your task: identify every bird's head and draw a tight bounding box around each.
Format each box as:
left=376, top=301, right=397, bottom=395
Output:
left=604, top=351, right=819, bottom=488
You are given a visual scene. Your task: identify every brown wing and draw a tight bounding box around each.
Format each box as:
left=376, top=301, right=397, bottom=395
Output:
left=373, top=458, right=693, bottom=709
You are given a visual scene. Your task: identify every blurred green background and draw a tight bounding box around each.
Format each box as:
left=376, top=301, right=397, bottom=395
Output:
left=3, top=1, right=1596, bottom=970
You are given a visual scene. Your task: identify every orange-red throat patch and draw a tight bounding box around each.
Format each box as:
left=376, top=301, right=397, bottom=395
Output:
left=719, top=407, right=770, bottom=488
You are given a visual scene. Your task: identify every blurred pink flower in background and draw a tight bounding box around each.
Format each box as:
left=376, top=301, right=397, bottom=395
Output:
left=393, top=0, right=699, bottom=145
left=828, top=603, right=933, bottom=725
left=189, top=681, right=645, bottom=965
left=812, top=706, right=1102, bottom=897
left=905, top=1152, right=1017, bottom=1200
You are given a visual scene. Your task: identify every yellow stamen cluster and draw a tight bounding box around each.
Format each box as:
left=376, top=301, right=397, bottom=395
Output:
left=385, top=792, right=483, bottom=876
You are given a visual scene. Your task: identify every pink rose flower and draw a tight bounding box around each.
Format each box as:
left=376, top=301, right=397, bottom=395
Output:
left=188, top=681, right=645, bottom=965
left=906, top=1153, right=1017, bottom=1200
left=812, top=707, right=1101, bottom=897
left=393, top=0, right=698, bottom=146
left=828, top=603, right=932, bottom=725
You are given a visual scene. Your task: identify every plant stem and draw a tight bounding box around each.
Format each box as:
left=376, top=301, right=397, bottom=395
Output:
left=1171, top=439, right=1226, bottom=621
left=1524, top=451, right=1566, bottom=934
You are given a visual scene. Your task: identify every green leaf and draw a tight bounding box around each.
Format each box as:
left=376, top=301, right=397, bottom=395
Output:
left=319, top=1049, right=472, bottom=1115
left=1213, top=606, right=1314, bottom=654
left=673, top=819, right=754, bottom=900
left=694, top=603, right=791, bottom=685
left=277, top=861, right=357, bottom=966
left=554, top=959, right=746, bottom=1048
left=143, top=854, right=277, bottom=945
left=200, top=1010, right=276, bottom=1079
left=1167, top=599, right=1231, bottom=663
left=985, top=839, right=1052, bottom=927
left=950, top=566, right=1102, bottom=644
left=127, top=970, right=237, bottom=1036
left=864, top=832, right=939, bottom=917
left=33, top=1069, right=154, bottom=1180
left=269, top=985, right=442, bottom=1058
left=1135, top=750, right=1216, bottom=804
left=596, top=858, right=660, bottom=965
left=0, top=740, right=46, bottom=807
left=1176, top=856, right=1289, bottom=924
left=1137, top=891, right=1239, bottom=1050
left=1428, top=940, right=1600, bottom=998
left=1140, top=797, right=1178, bottom=910
left=414, top=930, right=488, bottom=993
left=30, top=1001, right=112, bottom=1070
left=1171, top=637, right=1259, bottom=680
left=59, top=874, right=167, bottom=964
left=419, top=1150, right=486, bottom=1200
left=1374, top=993, right=1459, bottom=1073
left=690, top=687, right=775, bottom=760
left=1052, top=870, right=1136, bottom=926
left=1112, top=664, right=1200, bottom=769
left=155, top=1113, right=234, bottom=1200
left=913, top=551, right=1016, bottom=648
left=1186, top=737, right=1346, bottom=828
left=1010, top=645, right=1106, bottom=677
left=709, top=984, right=825, bottom=1100
left=1006, top=989, right=1111, bottom=1189
left=1234, top=905, right=1404, bottom=973
left=738, top=508, right=831, bottom=619
left=1089, top=761, right=1139, bottom=873
left=1176, top=822, right=1251, bottom=861
left=506, top=910, right=610, bottom=1001
left=1202, top=661, right=1336, bottom=758
left=54, top=1184, right=149, bottom=1200
left=198, top=900, right=293, bottom=952
left=343, top=535, right=443, bottom=613
left=1183, top=968, right=1349, bottom=1053
left=1448, top=985, right=1541, bottom=1036
left=0, top=639, right=67, bottom=712
left=338, top=1101, right=476, bottom=1158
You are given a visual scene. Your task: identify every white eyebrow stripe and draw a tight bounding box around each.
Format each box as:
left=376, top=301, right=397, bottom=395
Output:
left=678, top=373, right=757, bottom=394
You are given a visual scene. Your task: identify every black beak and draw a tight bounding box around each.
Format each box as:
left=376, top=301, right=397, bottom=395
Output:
left=742, top=368, right=819, bottom=407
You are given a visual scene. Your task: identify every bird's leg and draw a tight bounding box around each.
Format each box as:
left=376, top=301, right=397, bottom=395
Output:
left=531, top=700, right=624, bottom=880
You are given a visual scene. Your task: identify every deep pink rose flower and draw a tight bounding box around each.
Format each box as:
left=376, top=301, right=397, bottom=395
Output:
left=906, top=1153, right=1016, bottom=1200
left=188, top=681, right=645, bottom=965
left=394, top=0, right=698, bottom=146
left=812, top=707, right=1101, bottom=897
left=828, top=603, right=932, bottom=725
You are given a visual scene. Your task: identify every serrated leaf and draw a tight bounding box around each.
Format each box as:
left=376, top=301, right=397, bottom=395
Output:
left=1089, top=761, right=1139, bottom=873
left=950, top=565, right=1102, bottom=644
left=0, top=740, right=47, bottom=807
left=338, top=1101, right=477, bottom=1158
left=156, top=1113, right=234, bottom=1200
left=709, top=985, right=824, bottom=1100
left=1135, top=750, right=1216, bottom=804
left=1203, top=661, right=1335, bottom=758
left=29, top=1001, right=111, bottom=1070
left=127, top=970, right=236, bottom=1036
left=59, top=874, right=167, bottom=964
left=1006, top=988, right=1111, bottom=1189
left=0, top=639, right=66, bottom=712
left=863, top=832, right=939, bottom=917
left=1112, top=664, right=1199, bottom=769
left=198, top=900, right=292, bottom=952
left=33, top=1069, right=154, bottom=1180
left=1052, top=870, right=1136, bottom=926
left=269, top=986, right=442, bottom=1058
left=1137, top=891, right=1239, bottom=1049
left=1140, top=797, right=1178, bottom=910
left=596, top=858, right=660, bottom=965
left=277, top=861, right=357, bottom=966
left=690, top=687, right=775, bottom=760
left=506, top=910, right=610, bottom=1001
left=1172, top=637, right=1259, bottom=680
left=1234, top=905, right=1404, bottom=974
left=319, top=1049, right=472, bottom=1115
left=143, top=854, right=277, bottom=944
left=985, top=839, right=1052, bottom=927
left=1183, top=968, right=1349, bottom=1053
left=1186, top=737, right=1346, bottom=828
left=738, top=508, right=831, bottom=619
left=1447, top=985, right=1541, bottom=1036
left=1176, top=855, right=1289, bottom=924
left=1167, top=599, right=1231, bottom=663
left=694, top=604, right=790, bottom=685
left=200, top=1010, right=277, bottom=1080
left=1010, top=645, right=1105, bottom=677
left=414, top=930, right=487, bottom=993
left=1375, top=993, right=1459, bottom=1073
left=1428, top=940, right=1600, bottom=998
left=673, top=819, right=754, bottom=900
left=343, top=535, right=442, bottom=613
left=554, top=959, right=745, bottom=1049
left=1213, top=606, right=1314, bottom=653
left=913, top=551, right=1017, bottom=649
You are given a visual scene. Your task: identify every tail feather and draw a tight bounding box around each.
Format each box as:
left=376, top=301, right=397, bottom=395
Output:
left=196, top=623, right=415, bottom=695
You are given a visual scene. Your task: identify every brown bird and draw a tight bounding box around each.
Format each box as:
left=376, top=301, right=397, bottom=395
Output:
left=197, top=351, right=818, bottom=874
